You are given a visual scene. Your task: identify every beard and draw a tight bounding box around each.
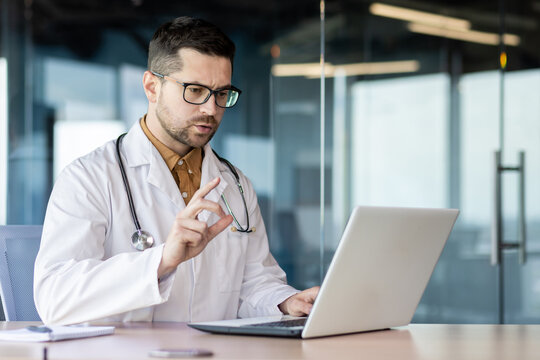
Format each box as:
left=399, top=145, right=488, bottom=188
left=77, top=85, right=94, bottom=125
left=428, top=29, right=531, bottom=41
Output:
left=155, top=98, right=219, bottom=149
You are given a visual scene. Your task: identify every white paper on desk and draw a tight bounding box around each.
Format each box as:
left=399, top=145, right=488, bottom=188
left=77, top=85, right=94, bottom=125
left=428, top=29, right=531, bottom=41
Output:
left=0, top=325, right=115, bottom=342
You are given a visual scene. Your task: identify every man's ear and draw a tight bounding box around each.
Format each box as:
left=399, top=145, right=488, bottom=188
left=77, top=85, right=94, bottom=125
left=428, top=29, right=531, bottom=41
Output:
left=142, top=71, right=160, bottom=103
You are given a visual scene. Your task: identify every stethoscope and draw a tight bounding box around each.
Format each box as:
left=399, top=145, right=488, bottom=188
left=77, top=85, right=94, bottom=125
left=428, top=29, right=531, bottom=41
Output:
left=116, top=133, right=253, bottom=251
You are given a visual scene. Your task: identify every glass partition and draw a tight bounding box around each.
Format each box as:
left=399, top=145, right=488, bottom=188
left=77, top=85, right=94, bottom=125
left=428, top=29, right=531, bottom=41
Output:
left=2, top=0, right=540, bottom=323
left=325, top=0, right=540, bottom=324
left=0, top=57, right=6, bottom=225
left=1, top=0, right=323, bottom=293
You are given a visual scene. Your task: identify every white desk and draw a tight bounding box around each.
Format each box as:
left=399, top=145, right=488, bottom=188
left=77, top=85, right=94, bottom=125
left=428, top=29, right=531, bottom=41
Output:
left=1, top=322, right=540, bottom=359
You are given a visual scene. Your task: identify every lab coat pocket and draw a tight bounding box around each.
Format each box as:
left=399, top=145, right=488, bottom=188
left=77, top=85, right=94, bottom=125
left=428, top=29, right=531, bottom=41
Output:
left=216, top=230, right=249, bottom=293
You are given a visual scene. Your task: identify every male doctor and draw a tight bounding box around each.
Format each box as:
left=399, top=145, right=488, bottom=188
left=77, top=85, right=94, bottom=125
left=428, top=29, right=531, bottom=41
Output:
left=34, top=16, right=319, bottom=325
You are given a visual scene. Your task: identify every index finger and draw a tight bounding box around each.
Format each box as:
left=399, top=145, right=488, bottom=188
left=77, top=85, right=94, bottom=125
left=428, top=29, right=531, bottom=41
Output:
left=191, top=177, right=221, bottom=202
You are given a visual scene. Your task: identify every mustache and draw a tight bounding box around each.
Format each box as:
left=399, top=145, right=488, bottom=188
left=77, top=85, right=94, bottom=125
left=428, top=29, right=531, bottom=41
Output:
left=189, top=115, right=216, bottom=125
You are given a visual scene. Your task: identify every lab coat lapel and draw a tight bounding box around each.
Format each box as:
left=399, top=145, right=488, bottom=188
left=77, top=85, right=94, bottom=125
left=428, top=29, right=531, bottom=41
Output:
left=122, top=122, right=185, bottom=210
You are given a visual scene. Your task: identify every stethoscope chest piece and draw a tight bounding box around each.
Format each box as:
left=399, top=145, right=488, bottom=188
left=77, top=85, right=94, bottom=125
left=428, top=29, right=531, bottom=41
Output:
left=131, top=230, right=154, bottom=251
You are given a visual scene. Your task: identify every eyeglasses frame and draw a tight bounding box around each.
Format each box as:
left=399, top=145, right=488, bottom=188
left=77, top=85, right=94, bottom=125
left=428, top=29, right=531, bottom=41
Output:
left=150, top=71, right=242, bottom=108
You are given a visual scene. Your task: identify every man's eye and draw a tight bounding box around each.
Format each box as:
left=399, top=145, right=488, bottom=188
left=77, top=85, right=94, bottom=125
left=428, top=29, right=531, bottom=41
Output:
left=188, top=86, right=204, bottom=94
left=217, top=91, right=229, bottom=98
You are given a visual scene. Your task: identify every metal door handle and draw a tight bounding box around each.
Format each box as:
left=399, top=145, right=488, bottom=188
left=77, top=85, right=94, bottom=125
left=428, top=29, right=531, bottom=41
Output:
left=518, top=152, right=526, bottom=264
left=492, top=151, right=502, bottom=266
left=491, top=150, right=526, bottom=266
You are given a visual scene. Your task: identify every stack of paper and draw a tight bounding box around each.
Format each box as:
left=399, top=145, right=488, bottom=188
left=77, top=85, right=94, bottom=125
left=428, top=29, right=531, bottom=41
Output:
left=0, top=325, right=115, bottom=342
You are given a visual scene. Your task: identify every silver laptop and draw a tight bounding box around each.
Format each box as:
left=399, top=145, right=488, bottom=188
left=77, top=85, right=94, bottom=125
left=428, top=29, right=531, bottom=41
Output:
left=189, top=206, right=459, bottom=339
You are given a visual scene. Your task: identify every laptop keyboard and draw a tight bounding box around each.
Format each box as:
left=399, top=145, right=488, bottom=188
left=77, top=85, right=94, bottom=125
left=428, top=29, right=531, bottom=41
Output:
left=246, top=318, right=307, bottom=328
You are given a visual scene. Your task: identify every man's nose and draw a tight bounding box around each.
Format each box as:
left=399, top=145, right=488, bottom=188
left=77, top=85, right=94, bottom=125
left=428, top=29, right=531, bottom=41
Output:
left=199, top=94, right=219, bottom=116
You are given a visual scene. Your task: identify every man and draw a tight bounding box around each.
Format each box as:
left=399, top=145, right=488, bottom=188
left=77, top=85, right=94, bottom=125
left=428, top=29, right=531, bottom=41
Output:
left=34, top=16, right=318, bottom=325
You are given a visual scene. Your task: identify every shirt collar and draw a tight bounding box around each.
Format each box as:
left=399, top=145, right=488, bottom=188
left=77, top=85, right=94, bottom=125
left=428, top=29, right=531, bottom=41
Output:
left=139, top=115, right=203, bottom=174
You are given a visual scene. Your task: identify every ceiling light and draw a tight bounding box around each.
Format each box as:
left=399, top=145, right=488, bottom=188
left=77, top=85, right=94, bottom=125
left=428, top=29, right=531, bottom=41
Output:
left=370, top=3, right=471, bottom=31
left=271, top=63, right=333, bottom=78
left=271, top=60, right=420, bottom=78
left=408, top=23, right=521, bottom=46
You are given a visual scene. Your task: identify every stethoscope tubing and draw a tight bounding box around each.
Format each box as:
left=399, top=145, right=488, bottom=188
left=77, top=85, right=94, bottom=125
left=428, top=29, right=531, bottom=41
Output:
left=116, top=133, right=143, bottom=232
left=212, top=150, right=253, bottom=233
left=116, top=133, right=253, bottom=251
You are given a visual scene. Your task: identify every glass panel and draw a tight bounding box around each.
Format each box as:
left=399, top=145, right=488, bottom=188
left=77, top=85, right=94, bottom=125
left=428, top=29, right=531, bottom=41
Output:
left=350, top=74, right=449, bottom=209
left=4, top=0, right=538, bottom=324
left=503, top=69, right=540, bottom=322
left=270, top=64, right=323, bottom=290
left=327, top=1, right=502, bottom=323
left=42, top=57, right=126, bottom=178
left=0, top=58, right=7, bottom=225
left=457, top=70, right=500, bottom=323
left=2, top=1, right=322, bottom=291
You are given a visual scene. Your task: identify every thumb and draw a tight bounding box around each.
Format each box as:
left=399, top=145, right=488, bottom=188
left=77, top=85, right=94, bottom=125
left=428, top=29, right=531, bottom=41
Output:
left=207, top=215, right=233, bottom=239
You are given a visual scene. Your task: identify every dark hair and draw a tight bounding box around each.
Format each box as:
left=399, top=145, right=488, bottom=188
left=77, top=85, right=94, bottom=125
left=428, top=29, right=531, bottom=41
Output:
left=148, top=16, right=235, bottom=75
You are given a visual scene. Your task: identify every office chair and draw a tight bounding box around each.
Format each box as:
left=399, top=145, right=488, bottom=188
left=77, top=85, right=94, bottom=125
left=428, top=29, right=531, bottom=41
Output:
left=0, top=225, right=42, bottom=321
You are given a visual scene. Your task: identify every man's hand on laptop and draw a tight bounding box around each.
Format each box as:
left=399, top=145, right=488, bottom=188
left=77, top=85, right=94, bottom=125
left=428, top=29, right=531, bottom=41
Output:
left=278, top=286, right=320, bottom=316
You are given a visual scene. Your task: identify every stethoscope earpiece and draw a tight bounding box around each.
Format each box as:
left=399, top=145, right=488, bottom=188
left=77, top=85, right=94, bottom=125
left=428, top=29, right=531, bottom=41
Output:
left=231, top=226, right=255, bottom=233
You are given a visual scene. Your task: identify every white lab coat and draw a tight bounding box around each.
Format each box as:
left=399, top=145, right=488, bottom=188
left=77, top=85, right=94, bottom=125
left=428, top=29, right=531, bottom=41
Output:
left=34, top=121, right=298, bottom=325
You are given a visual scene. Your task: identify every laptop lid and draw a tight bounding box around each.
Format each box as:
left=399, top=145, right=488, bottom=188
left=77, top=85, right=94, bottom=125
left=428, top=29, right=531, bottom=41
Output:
left=301, top=206, right=458, bottom=338
left=189, top=206, right=459, bottom=339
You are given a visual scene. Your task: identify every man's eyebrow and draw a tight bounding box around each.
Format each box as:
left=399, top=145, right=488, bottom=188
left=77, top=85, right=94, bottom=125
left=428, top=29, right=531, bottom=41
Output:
left=184, top=81, right=233, bottom=90
left=213, top=83, right=234, bottom=90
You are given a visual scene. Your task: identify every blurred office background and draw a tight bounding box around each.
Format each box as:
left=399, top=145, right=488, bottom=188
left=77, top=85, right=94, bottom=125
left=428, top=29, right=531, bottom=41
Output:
left=1, top=0, right=540, bottom=323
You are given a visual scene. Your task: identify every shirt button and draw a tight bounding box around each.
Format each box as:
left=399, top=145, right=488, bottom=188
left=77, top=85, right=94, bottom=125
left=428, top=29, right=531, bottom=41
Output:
left=178, top=160, right=184, bottom=165
left=188, top=169, right=193, bottom=174
left=182, top=192, right=188, bottom=198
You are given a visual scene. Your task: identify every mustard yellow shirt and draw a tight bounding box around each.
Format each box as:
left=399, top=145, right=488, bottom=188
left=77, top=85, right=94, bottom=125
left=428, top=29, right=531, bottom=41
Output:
left=140, top=117, right=202, bottom=204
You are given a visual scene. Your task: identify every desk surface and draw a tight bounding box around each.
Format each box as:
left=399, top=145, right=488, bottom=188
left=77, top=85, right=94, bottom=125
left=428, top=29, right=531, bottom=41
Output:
left=1, top=322, right=540, bottom=360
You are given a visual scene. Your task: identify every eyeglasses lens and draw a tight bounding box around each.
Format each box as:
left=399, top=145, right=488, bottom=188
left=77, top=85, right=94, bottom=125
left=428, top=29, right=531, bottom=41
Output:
left=184, top=84, right=239, bottom=108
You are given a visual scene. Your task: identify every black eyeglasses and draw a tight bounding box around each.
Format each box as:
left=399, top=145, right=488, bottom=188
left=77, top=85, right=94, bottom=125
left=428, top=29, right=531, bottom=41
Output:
left=151, top=71, right=242, bottom=108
